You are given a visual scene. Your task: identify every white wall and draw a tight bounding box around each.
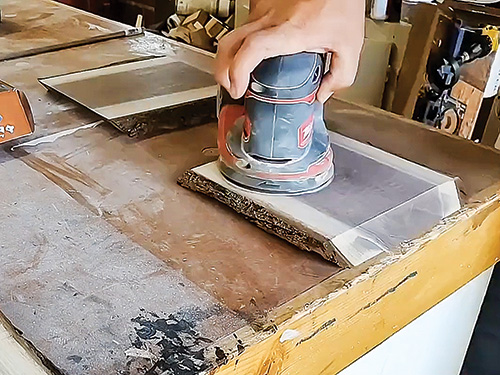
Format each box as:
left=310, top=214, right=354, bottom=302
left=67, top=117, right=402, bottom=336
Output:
left=339, top=267, right=494, bottom=375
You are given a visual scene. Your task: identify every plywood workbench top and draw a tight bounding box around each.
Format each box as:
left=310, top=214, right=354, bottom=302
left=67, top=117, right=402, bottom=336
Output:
left=0, top=0, right=137, bottom=62
left=1, top=3, right=500, bottom=375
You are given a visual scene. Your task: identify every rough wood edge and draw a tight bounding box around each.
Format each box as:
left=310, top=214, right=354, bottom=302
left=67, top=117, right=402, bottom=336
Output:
left=112, top=98, right=216, bottom=136
left=177, top=169, right=347, bottom=267
left=200, top=195, right=500, bottom=375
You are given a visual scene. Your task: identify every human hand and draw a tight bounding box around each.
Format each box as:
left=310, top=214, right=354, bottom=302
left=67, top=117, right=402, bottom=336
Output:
left=215, top=0, right=365, bottom=103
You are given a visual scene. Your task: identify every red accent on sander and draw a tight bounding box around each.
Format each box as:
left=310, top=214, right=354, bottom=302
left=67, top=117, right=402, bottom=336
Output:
left=217, top=53, right=334, bottom=195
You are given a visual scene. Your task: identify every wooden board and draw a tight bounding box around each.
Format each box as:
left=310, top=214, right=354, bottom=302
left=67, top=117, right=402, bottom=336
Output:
left=335, top=19, right=412, bottom=110
left=179, top=133, right=461, bottom=267
left=0, top=0, right=141, bottom=61
left=451, top=80, right=484, bottom=139
left=0, top=32, right=214, bottom=143
left=365, top=20, right=412, bottom=111
left=39, top=56, right=218, bottom=134
left=392, top=2, right=443, bottom=117
left=479, top=94, right=500, bottom=148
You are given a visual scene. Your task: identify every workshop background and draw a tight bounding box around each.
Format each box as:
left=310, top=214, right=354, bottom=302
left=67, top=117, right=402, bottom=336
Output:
left=1, top=0, right=500, bottom=374
left=55, top=0, right=500, bottom=148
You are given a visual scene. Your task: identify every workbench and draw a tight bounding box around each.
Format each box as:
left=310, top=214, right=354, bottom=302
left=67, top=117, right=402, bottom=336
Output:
left=1, top=2, right=500, bottom=375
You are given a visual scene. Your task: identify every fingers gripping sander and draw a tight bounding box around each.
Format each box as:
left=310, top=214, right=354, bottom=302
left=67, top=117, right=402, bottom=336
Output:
left=218, top=52, right=334, bottom=194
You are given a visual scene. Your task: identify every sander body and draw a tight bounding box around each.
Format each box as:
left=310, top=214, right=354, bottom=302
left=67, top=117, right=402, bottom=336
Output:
left=217, top=52, right=334, bottom=194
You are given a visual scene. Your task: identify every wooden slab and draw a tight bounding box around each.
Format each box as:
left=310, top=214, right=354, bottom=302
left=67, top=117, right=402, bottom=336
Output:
left=0, top=0, right=141, bottom=61
left=450, top=80, right=484, bottom=139
left=39, top=56, right=218, bottom=134
left=39, top=58, right=217, bottom=119
left=179, top=133, right=461, bottom=267
left=0, top=32, right=214, bottom=142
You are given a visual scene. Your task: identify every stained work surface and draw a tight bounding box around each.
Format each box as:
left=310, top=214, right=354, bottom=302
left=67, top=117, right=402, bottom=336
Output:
left=0, top=158, right=245, bottom=374
left=0, top=0, right=135, bottom=61
left=0, top=32, right=340, bottom=374
left=0, top=120, right=338, bottom=375
left=15, top=124, right=338, bottom=317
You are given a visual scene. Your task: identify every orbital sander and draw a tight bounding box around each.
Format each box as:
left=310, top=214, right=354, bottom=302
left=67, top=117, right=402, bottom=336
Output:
left=217, top=52, right=334, bottom=195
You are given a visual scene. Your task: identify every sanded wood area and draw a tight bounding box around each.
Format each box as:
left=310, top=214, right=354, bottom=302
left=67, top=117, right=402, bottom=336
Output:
left=327, top=99, right=500, bottom=200
left=0, top=0, right=138, bottom=61
left=179, top=133, right=462, bottom=267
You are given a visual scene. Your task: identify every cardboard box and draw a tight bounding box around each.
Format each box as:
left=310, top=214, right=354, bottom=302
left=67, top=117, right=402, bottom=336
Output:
left=0, top=81, right=35, bottom=144
left=336, top=19, right=412, bottom=109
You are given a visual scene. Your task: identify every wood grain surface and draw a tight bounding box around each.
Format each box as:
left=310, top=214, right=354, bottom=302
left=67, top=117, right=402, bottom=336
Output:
left=0, top=33, right=339, bottom=374
left=0, top=0, right=137, bottom=61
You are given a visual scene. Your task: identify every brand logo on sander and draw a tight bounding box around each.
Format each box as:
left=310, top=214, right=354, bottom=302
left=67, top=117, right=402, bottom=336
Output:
left=298, top=116, right=314, bottom=148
